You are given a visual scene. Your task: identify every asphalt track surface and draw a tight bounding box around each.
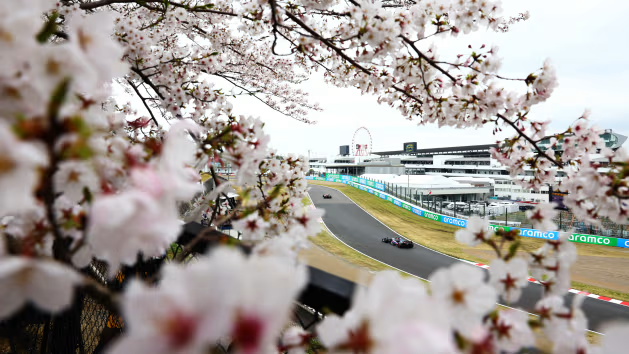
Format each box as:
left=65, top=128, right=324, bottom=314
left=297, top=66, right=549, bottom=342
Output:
left=310, top=185, right=629, bottom=332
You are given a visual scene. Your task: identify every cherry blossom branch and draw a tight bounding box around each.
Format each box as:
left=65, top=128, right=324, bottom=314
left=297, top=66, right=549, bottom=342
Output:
left=392, top=84, right=424, bottom=105
left=79, top=0, right=138, bottom=10
left=268, top=0, right=283, bottom=56
left=434, top=60, right=525, bottom=82
left=283, top=9, right=374, bottom=76
left=42, top=80, right=71, bottom=262
left=126, top=79, right=160, bottom=127
left=496, top=113, right=561, bottom=166
left=80, top=0, right=237, bottom=17
left=213, top=73, right=306, bottom=120
left=399, top=35, right=456, bottom=82
left=130, top=66, right=165, bottom=100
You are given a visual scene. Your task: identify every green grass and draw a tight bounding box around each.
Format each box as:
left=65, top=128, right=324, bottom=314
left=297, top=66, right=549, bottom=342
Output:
left=303, top=196, right=421, bottom=279
left=309, top=180, right=629, bottom=303
left=310, top=226, right=412, bottom=275
left=571, top=281, right=629, bottom=302
left=308, top=181, right=484, bottom=261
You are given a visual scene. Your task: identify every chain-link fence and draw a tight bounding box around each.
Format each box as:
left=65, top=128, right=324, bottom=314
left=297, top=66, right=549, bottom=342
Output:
left=0, top=261, right=122, bottom=354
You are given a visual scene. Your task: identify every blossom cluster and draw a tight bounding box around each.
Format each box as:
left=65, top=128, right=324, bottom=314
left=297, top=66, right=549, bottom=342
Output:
left=452, top=216, right=605, bottom=353
left=0, top=0, right=628, bottom=353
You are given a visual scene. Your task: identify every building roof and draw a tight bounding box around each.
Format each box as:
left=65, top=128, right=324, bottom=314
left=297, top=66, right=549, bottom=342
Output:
left=443, top=157, right=490, bottom=162
left=373, top=144, right=498, bottom=156
left=361, top=174, right=472, bottom=188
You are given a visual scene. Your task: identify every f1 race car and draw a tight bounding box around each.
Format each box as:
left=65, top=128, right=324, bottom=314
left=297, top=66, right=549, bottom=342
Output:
left=382, top=237, right=414, bottom=248
left=323, top=194, right=332, bottom=199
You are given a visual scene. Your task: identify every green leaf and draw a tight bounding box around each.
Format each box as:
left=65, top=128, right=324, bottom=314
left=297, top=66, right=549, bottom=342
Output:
left=36, top=12, right=60, bottom=43
left=48, top=78, right=71, bottom=121
left=506, top=240, right=521, bottom=260
left=83, top=186, right=93, bottom=204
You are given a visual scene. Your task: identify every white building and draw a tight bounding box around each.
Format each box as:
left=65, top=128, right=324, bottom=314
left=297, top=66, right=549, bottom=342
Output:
left=310, top=129, right=627, bottom=203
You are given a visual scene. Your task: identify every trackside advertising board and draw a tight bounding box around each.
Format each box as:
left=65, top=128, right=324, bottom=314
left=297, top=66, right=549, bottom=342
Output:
left=423, top=211, right=440, bottom=222
left=569, top=234, right=615, bottom=246
left=441, top=216, right=467, bottom=228
left=308, top=174, right=627, bottom=249
left=517, top=228, right=559, bottom=240
left=616, top=239, right=629, bottom=248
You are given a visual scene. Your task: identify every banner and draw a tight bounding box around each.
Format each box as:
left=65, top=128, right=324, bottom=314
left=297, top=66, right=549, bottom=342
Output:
left=488, top=224, right=512, bottom=232
left=616, top=239, right=629, bottom=248
left=374, top=182, right=385, bottom=191
left=441, top=216, right=467, bottom=228
left=423, top=211, right=440, bottom=222
left=569, top=233, right=615, bottom=246
left=517, top=228, right=559, bottom=240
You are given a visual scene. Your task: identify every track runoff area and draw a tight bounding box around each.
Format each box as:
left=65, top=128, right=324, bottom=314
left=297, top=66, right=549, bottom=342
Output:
left=308, top=184, right=629, bottom=333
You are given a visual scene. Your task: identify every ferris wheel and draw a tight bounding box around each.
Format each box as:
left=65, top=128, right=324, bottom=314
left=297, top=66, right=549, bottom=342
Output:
left=351, top=127, right=372, bottom=156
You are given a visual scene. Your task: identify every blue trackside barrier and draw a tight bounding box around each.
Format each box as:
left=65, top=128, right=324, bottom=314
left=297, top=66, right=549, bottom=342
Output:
left=307, top=174, right=627, bottom=248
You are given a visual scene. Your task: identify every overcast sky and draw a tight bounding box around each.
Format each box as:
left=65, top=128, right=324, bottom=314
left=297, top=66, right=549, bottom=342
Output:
left=116, top=0, right=629, bottom=157
left=228, top=0, right=629, bottom=157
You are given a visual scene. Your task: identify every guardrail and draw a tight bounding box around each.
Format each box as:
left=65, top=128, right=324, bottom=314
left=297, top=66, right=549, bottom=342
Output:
left=307, top=175, right=629, bottom=249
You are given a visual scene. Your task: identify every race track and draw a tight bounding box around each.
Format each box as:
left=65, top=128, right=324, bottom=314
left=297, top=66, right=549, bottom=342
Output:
left=309, top=184, right=629, bottom=332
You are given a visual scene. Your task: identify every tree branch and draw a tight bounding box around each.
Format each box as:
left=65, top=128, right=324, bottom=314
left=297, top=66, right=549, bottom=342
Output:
left=283, top=9, right=373, bottom=76
left=130, top=67, right=165, bottom=100
left=496, top=113, right=561, bottom=166
left=399, top=35, right=457, bottom=82
left=126, top=79, right=160, bottom=127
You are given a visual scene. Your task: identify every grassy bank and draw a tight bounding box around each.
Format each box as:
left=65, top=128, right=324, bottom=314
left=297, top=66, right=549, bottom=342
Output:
left=302, top=197, right=421, bottom=279
left=309, top=180, right=629, bottom=302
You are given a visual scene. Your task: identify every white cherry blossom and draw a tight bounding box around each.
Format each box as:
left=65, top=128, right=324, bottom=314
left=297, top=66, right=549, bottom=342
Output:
left=232, top=212, right=271, bottom=242
left=489, top=310, right=535, bottom=354
left=54, top=160, right=100, bottom=203
left=525, top=203, right=558, bottom=232
left=0, top=257, right=82, bottom=319
left=110, top=247, right=307, bottom=354
left=0, top=123, right=47, bottom=216
left=601, top=322, right=629, bottom=354
left=429, top=263, right=497, bottom=336
left=489, top=258, right=529, bottom=304
left=86, top=190, right=182, bottom=277
left=280, top=326, right=309, bottom=354
left=317, top=271, right=457, bottom=354
left=454, top=216, right=492, bottom=246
